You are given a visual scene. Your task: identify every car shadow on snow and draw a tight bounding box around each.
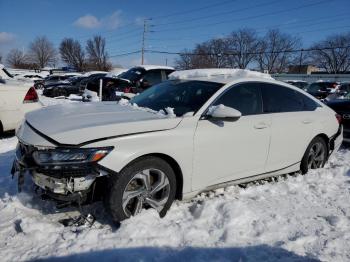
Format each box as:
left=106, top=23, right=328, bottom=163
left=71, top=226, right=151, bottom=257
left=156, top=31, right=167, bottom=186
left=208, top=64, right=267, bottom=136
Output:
left=32, top=245, right=320, bottom=262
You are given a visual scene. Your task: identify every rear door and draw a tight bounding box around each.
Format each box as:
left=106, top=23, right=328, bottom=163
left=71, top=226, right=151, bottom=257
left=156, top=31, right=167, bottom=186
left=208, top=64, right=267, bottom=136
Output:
left=261, top=83, right=318, bottom=172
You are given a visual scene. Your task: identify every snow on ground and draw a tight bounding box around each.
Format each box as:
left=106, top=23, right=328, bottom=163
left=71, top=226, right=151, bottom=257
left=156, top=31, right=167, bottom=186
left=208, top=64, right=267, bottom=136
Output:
left=0, top=95, right=350, bottom=261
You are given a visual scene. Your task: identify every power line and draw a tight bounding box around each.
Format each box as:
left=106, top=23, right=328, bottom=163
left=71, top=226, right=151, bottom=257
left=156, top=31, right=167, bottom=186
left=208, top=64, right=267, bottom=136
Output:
left=144, top=45, right=350, bottom=56
left=153, top=0, right=331, bottom=33
left=147, top=14, right=350, bottom=44
left=109, top=50, right=141, bottom=58
left=154, top=0, right=280, bottom=27
left=151, top=0, right=238, bottom=20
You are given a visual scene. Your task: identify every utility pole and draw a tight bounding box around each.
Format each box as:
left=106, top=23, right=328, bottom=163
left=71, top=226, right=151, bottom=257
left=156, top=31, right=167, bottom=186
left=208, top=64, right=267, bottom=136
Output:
left=141, top=19, right=147, bottom=65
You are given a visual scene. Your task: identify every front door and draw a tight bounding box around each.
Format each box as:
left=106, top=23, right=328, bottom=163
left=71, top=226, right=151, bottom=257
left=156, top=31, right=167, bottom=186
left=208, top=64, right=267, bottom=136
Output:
left=193, top=82, right=271, bottom=191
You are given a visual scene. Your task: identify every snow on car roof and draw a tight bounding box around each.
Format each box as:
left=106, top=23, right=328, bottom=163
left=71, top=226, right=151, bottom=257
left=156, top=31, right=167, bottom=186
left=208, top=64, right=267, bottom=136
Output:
left=285, top=80, right=307, bottom=83
left=63, top=72, right=82, bottom=76
left=135, top=65, right=175, bottom=71
left=169, top=69, right=273, bottom=83
left=82, top=71, right=109, bottom=77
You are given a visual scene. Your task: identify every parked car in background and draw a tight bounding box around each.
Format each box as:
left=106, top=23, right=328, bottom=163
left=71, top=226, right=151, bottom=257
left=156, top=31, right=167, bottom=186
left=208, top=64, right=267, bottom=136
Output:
left=82, top=65, right=175, bottom=101
left=82, top=76, right=131, bottom=101
left=306, top=81, right=339, bottom=100
left=79, top=72, right=108, bottom=93
left=42, top=76, right=86, bottom=97
left=0, top=64, right=42, bottom=133
left=324, top=82, right=350, bottom=101
left=326, top=93, right=350, bottom=144
left=284, top=80, right=309, bottom=90
left=13, top=69, right=342, bottom=223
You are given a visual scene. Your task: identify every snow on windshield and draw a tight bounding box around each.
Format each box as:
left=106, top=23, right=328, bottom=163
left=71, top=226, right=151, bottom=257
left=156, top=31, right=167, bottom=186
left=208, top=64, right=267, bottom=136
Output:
left=118, top=98, right=176, bottom=118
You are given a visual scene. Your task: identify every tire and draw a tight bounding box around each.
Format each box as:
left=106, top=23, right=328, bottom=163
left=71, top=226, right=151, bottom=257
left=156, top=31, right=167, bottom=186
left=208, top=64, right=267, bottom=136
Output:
left=300, top=136, right=328, bottom=174
left=105, top=157, right=177, bottom=223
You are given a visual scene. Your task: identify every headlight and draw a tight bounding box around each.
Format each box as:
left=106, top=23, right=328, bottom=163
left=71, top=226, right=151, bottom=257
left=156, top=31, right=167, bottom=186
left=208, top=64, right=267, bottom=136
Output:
left=32, top=147, right=113, bottom=166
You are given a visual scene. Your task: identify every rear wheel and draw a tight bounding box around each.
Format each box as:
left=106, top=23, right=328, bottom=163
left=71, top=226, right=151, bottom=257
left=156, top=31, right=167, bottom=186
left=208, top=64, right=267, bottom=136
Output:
left=301, top=137, right=328, bottom=174
left=105, top=157, right=177, bottom=222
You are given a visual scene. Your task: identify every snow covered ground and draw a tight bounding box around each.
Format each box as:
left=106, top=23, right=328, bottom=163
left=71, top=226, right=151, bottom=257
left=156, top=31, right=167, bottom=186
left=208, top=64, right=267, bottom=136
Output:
left=0, top=95, right=350, bottom=261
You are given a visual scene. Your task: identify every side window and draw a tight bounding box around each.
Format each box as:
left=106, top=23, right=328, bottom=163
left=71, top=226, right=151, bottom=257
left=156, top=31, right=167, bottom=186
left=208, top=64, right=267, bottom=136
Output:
left=143, top=70, right=162, bottom=86
left=213, top=83, right=262, bottom=116
left=262, top=84, right=311, bottom=113
left=303, top=96, right=319, bottom=111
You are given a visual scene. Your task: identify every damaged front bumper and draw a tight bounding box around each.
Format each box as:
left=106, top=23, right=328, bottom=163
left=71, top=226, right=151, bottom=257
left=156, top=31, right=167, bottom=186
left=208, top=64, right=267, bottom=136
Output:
left=11, top=141, right=110, bottom=203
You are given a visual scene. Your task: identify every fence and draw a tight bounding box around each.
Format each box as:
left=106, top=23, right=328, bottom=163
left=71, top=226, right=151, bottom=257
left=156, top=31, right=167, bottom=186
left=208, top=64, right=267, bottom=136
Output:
left=272, top=74, right=350, bottom=83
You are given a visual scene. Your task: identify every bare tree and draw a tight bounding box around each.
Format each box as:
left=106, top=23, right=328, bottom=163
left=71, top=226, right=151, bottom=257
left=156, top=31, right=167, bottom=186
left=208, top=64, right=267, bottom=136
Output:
left=60, top=38, right=86, bottom=71
left=174, top=49, right=193, bottom=70
left=257, top=29, right=301, bottom=73
left=0, top=53, right=2, bottom=63
left=200, top=38, right=229, bottom=68
left=29, top=36, right=57, bottom=68
left=6, top=49, right=29, bottom=68
left=226, top=29, right=260, bottom=69
left=309, top=32, right=350, bottom=73
left=86, top=36, right=111, bottom=71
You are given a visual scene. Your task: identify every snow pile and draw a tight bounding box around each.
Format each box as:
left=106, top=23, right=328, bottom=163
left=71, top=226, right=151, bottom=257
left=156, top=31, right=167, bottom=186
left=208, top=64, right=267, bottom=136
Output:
left=1, top=132, right=350, bottom=261
left=169, top=69, right=273, bottom=83
left=118, top=99, right=176, bottom=118
left=1, top=94, right=350, bottom=261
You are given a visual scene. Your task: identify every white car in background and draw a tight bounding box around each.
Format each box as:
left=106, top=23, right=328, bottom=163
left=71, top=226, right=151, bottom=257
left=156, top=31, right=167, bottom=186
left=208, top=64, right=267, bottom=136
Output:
left=0, top=64, right=42, bottom=133
left=13, top=69, right=342, bottom=223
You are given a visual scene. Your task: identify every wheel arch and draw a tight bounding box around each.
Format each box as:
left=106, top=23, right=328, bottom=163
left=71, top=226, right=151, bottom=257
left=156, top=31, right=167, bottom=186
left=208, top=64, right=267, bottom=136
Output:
left=313, top=133, right=330, bottom=153
left=121, top=153, right=184, bottom=201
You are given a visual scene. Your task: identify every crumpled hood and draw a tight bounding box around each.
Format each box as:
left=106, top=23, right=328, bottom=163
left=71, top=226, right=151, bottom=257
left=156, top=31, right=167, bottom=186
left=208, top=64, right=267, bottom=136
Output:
left=25, top=102, right=181, bottom=145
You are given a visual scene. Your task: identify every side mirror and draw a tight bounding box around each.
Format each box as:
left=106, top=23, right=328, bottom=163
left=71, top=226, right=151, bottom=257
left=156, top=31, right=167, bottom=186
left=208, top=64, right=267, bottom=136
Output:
left=206, top=104, right=242, bottom=122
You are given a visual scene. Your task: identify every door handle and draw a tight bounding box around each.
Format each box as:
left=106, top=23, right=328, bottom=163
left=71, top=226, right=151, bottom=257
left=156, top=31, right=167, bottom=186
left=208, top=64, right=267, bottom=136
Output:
left=302, top=119, right=313, bottom=124
left=254, top=122, right=268, bottom=129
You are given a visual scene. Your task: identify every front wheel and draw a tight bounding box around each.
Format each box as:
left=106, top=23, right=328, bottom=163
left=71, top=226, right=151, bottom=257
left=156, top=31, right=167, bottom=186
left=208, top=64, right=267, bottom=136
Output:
left=301, top=137, right=328, bottom=174
left=105, top=157, right=177, bottom=223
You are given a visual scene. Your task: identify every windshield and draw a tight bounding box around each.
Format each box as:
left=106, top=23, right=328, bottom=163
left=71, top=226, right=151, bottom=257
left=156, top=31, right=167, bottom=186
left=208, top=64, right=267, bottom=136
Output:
left=119, top=67, right=146, bottom=82
left=130, top=80, right=223, bottom=116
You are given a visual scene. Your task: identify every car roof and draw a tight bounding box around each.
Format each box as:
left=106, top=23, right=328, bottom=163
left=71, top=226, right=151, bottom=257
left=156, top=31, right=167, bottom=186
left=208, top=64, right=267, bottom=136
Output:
left=169, top=69, right=273, bottom=84
left=134, top=65, right=175, bottom=71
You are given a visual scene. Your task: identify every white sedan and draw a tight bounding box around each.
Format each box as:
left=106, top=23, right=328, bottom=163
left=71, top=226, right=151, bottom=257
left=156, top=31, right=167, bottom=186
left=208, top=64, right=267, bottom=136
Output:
left=13, top=69, right=342, bottom=223
left=0, top=65, right=42, bottom=133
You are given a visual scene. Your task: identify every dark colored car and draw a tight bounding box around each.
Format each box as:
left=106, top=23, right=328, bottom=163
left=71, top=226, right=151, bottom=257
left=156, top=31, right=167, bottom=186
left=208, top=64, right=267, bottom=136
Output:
left=83, top=76, right=132, bottom=101
left=42, top=76, right=86, bottom=97
left=285, top=80, right=309, bottom=90
left=79, top=73, right=108, bottom=94
left=306, top=82, right=339, bottom=100
left=82, top=66, right=175, bottom=101
left=117, top=66, right=175, bottom=94
left=36, top=74, right=78, bottom=90
left=326, top=95, right=350, bottom=144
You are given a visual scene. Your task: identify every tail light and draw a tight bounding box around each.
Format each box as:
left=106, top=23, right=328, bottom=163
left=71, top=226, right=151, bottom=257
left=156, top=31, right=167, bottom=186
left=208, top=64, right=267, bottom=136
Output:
left=23, top=87, right=39, bottom=103
left=335, top=114, right=342, bottom=125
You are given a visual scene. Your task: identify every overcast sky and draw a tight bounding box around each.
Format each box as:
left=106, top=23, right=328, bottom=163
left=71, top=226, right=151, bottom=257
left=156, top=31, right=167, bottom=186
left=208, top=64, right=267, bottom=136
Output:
left=1, top=0, right=350, bottom=67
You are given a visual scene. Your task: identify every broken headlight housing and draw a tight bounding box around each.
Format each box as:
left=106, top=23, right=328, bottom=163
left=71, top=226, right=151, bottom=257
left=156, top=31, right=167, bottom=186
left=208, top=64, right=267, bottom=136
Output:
left=32, top=147, right=114, bottom=166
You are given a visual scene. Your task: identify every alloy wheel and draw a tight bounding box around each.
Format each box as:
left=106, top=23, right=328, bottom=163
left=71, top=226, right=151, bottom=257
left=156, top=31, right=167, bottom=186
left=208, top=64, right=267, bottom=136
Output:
left=122, top=168, right=170, bottom=217
left=307, top=142, right=326, bottom=169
